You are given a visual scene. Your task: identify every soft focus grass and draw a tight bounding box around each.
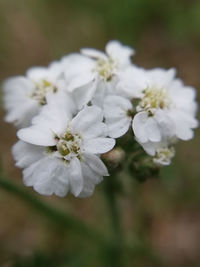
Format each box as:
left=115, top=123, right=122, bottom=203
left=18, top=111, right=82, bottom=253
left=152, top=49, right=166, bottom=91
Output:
left=0, top=0, right=200, bottom=266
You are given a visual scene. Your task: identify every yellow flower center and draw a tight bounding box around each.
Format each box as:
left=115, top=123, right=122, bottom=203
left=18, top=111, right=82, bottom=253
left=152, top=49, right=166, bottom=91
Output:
left=31, top=79, right=57, bottom=105
left=57, top=131, right=82, bottom=160
left=96, top=58, right=118, bottom=81
left=138, top=87, right=171, bottom=113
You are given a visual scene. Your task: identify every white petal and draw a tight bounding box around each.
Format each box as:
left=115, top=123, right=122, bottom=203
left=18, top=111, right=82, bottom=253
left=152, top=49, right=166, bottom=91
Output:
left=31, top=102, right=70, bottom=139
left=105, top=40, right=134, bottom=67
left=19, top=94, right=72, bottom=146
left=81, top=161, right=103, bottom=185
left=116, top=66, right=148, bottom=98
left=82, top=153, right=109, bottom=176
left=138, top=141, right=159, bottom=156
left=142, top=143, right=156, bottom=156
left=3, top=76, right=34, bottom=96
left=45, top=90, right=75, bottom=119
left=71, top=106, right=103, bottom=135
left=144, top=117, right=162, bottom=142
left=26, top=67, right=49, bottom=81
left=66, top=72, right=95, bottom=92
left=147, top=68, right=176, bottom=89
left=154, top=110, right=175, bottom=139
left=62, top=54, right=95, bottom=77
left=3, top=76, right=39, bottom=127
left=106, top=118, right=131, bottom=138
left=53, top=163, right=70, bottom=197
left=62, top=53, right=95, bottom=91
left=132, top=112, right=161, bottom=143
left=91, top=79, right=108, bottom=107
left=48, top=60, right=63, bottom=79
left=4, top=101, right=39, bottom=128
left=104, top=95, right=133, bottom=119
left=78, top=162, right=103, bottom=198
left=72, top=80, right=97, bottom=109
left=23, top=157, right=69, bottom=197
left=12, top=141, right=44, bottom=168
left=171, top=85, right=198, bottom=115
left=132, top=112, right=148, bottom=143
left=68, top=157, right=83, bottom=197
left=81, top=122, right=107, bottom=139
left=26, top=62, right=62, bottom=83
left=103, top=95, right=132, bottom=137
left=83, top=138, right=115, bottom=154
left=17, top=126, right=56, bottom=146
left=170, top=111, right=198, bottom=140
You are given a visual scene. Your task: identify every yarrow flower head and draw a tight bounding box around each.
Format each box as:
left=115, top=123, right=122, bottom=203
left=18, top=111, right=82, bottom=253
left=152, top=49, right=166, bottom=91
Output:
left=2, top=40, right=199, bottom=196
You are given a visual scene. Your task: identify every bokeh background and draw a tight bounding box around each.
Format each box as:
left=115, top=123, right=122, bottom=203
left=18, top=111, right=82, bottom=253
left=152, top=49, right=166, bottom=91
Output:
left=0, top=0, right=200, bottom=266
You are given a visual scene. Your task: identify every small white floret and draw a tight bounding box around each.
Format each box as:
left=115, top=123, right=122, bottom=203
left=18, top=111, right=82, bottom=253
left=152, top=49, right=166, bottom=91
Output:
left=3, top=61, right=66, bottom=128
left=14, top=105, right=115, bottom=197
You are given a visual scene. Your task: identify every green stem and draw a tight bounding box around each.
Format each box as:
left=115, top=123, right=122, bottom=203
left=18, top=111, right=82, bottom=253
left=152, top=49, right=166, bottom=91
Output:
left=0, top=176, right=108, bottom=246
left=103, top=173, right=124, bottom=267
left=0, top=176, right=162, bottom=265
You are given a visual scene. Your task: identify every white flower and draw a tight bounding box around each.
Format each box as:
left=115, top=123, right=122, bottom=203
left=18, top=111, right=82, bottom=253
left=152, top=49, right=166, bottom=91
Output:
left=62, top=40, right=134, bottom=108
left=132, top=68, right=198, bottom=144
left=14, top=105, right=115, bottom=197
left=3, top=61, right=66, bottom=128
left=140, top=140, right=176, bottom=166
left=103, top=67, right=198, bottom=166
left=153, top=146, right=175, bottom=166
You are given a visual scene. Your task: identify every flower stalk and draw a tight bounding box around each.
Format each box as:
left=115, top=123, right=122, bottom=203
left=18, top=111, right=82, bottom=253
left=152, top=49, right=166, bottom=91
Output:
left=103, top=172, right=124, bottom=267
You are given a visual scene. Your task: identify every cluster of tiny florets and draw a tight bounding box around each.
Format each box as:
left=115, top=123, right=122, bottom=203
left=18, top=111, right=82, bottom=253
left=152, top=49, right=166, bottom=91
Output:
left=3, top=40, right=198, bottom=198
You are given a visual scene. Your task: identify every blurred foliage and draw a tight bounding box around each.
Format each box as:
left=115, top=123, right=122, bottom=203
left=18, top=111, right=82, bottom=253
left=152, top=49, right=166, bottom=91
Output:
left=41, top=0, right=200, bottom=42
left=1, top=0, right=200, bottom=60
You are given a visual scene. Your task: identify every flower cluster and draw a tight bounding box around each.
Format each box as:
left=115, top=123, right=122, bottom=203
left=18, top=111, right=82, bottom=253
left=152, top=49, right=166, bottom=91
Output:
left=3, top=40, right=198, bottom=197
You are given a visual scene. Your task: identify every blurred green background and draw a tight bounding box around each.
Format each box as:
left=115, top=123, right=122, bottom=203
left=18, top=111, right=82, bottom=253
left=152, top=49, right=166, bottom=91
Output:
left=0, top=0, right=200, bottom=266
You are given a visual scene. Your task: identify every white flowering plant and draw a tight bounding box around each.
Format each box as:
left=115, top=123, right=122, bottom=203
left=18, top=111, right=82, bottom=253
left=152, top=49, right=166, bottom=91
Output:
left=1, top=40, right=199, bottom=264
left=3, top=40, right=198, bottom=197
